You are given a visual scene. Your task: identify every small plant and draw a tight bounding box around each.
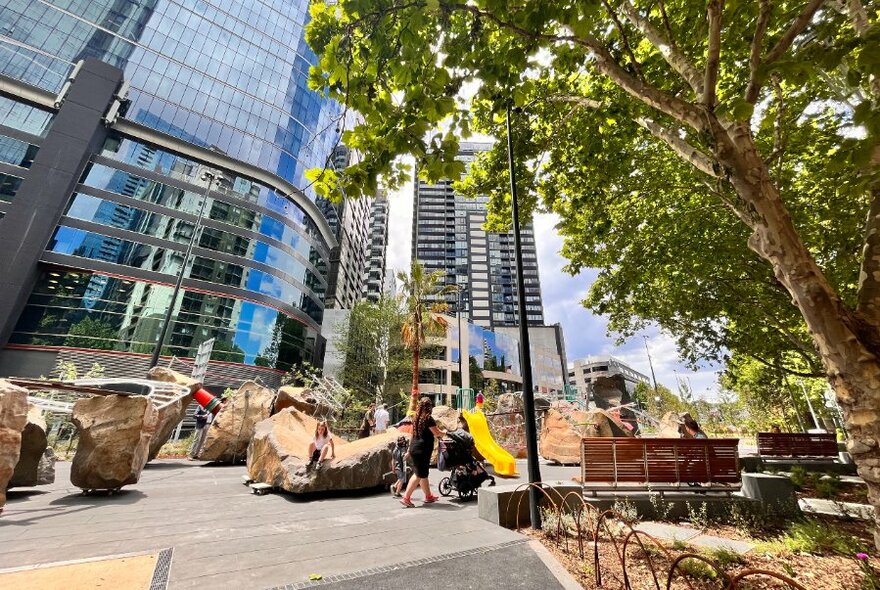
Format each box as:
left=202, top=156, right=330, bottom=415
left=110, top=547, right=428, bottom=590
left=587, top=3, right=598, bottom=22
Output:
left=675, top=556, right=718, bottom=581
left=856, top=552, right=880, bottom=590
left=671, top=538, right=689, bottom=552
left=686, top=501, right=711, bottom=530
left=788, top=465, right=809, bottom=488
left=816, top=473, right=842, bottom=499
left=613, top=497, right=639, bottom=525
left=709, top=546, right=745, bottom=567
left=760, top=518, right=861, bottom=555
left=648, top=491, right=673, bottom=521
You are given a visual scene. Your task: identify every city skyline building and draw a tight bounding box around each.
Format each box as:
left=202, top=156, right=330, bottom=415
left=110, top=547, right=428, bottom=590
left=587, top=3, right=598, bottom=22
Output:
left=363, top=193, right=389, bottom=302
left=412, top=142, right=545, bottom=329
left=0, top=1, right=345, bottom=387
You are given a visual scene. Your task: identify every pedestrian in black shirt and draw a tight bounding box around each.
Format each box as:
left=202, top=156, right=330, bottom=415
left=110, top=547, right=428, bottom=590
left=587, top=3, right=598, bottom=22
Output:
left=401, top=397, right=446, bottom=507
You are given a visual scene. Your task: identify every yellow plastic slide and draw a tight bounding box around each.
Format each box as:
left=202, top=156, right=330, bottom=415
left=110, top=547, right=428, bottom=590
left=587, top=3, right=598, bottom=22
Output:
left=462, top=408, right=519, bottom=476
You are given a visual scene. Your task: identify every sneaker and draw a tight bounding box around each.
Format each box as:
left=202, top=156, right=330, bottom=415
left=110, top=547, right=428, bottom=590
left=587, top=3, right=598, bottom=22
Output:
left=424, top=495, right=440, bottom=504
left=400, top=497, right=415, bottom=508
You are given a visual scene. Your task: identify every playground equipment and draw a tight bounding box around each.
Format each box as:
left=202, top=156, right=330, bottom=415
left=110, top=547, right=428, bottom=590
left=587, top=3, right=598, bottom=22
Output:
left=462, top=396, right=518, bottom=477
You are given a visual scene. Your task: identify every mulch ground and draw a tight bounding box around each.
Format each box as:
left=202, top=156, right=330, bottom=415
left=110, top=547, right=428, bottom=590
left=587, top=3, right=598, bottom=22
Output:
left=527, top=515, right=876, bottom=590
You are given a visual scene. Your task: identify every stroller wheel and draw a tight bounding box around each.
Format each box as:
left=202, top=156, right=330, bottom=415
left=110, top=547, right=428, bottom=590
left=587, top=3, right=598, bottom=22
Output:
left=439, top=477, right=452, bottom=497
left=488, top=477, right=496, bottom=487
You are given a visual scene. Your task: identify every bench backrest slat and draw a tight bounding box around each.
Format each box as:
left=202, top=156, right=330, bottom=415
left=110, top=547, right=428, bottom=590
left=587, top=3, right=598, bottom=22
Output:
left=581, top=437, right=740, bottom=485
left=756, top=432, right=837, bottom=457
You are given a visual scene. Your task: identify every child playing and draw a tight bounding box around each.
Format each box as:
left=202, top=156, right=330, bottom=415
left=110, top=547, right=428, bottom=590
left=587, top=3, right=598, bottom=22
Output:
left=390, top=436, right=409, bottom=496
left=307, top=420, right=335, bottom=469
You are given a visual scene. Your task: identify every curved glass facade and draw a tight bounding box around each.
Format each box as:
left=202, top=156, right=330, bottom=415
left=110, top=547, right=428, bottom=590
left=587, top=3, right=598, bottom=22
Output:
left=0, top=1, right=343, bottom=375
left=11, top=268, right=319, bottom=370
left=0, top=0, right=342, bottom=189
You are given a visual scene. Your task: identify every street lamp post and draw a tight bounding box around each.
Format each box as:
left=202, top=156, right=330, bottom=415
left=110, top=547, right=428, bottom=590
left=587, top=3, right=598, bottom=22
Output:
left=149, top=168, right=223, bottom=368
left=506, top=104, right=543, bottom=530
left=457, top=286, right=468, bottom=393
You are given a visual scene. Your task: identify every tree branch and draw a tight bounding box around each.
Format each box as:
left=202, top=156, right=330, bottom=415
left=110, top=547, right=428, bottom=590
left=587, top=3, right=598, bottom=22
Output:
left=764, top=0, right=826, bottom=65
left=704, top=0, right=724, bottom=107
left=751, top=353, right=825, bottom=377
left=745, top=0, right=772, bottom=104
left=636, top=117, right=720, bottom=178
left=619, top=0, right=704, bottom=96
left=600, top=0, right=644, bottom=80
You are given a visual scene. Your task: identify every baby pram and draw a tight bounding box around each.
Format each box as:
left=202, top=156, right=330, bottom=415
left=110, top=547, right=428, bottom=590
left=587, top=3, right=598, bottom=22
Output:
left=437, top=429, right=495, bottom=499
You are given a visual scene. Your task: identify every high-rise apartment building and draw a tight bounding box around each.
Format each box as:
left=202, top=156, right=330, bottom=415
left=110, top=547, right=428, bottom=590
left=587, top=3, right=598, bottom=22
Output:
left=363, top=194, right=389, bottom=302
left=317, top=146, right=376, bottom=309
left=0, top=1, right=343, bottom=387
left=412, top=142, right=545, bottom=329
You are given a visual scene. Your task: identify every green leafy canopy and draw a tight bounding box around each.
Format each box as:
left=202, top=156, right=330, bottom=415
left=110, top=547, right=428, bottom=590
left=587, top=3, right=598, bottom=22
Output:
left=305, top=0, right=878, bottom=381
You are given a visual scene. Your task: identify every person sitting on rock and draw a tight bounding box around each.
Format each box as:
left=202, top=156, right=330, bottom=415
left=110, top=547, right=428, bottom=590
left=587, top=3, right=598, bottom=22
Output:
left=307, top=421, right=335, bottom=469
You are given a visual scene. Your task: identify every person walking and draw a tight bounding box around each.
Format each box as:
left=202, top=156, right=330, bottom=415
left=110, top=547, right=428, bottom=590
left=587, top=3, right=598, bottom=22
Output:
left=358, top=403, right=376, bottom=438
left=400, top=397, right=446, bottom=508
left=189, top=406, right=210, bottom=459
left=374, top=404, right=390, bottom=434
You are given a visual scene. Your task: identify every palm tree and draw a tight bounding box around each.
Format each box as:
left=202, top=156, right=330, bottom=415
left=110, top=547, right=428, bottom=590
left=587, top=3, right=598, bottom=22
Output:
left=397, top=261, right=457, bottom=414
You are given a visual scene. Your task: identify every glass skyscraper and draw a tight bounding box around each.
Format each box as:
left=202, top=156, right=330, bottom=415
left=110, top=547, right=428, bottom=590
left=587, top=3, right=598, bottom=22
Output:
left=0, top=1, right=345, bottom=386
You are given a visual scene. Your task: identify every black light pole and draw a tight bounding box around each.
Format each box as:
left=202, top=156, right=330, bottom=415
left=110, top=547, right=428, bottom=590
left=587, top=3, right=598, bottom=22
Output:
left=506, top=104, right=543, bottom=529
left=457, top=286, right=468, bottom=394
left=149, top=169, right=221, bottom=368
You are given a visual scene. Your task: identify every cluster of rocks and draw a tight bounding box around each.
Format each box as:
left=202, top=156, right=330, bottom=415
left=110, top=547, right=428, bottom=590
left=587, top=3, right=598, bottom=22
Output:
left=539, top=402, right=634, bottom=464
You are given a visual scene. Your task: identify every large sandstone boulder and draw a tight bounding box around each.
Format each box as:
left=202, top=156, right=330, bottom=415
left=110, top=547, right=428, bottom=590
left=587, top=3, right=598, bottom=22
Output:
left=274, top=386, right=333, bottom=418
left=9, top=405, right=52, bottom=487
left=248, top=408, right=397, bottom=493
left=145, top=367, right=198, bottom=461
left=432, top=405, right=461, bottom=431
left=540, top=404, right=634, bottom=465
left=487, top=393, right=527, bottom=458
left=657, top=412, right=685, bottom=438
left=71, top=395, right=158, bottom=490
left=0, top=380, right=29, bottom=510
left=197, top=381, right=275, bottom=463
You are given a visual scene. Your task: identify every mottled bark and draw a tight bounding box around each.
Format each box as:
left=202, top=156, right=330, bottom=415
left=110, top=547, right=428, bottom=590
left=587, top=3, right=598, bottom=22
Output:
left=712, top=119, right=880, bottom=546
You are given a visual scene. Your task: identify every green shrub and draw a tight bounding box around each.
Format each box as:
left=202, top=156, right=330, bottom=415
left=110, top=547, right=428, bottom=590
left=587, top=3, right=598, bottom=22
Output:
left=675, top=557, right=719, bottom=581
left=788, top=466, right=809, bottom=488
left=708, top=546, right=746, bottom=567
left=815, top=474, right=841, bottom=499
left=759, top=518, right=860, bottom=555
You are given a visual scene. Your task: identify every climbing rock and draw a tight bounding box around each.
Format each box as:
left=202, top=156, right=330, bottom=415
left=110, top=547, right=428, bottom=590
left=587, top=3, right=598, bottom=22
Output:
left=657, top=412, right=686, bottom=438
left=432, top=405, right=461, bottom=431
left=487, top=393, right=527, bottom=458
left=274, top=386, right=333, bottom=418
left=145, top=367, right=198, bottom=461
left=9, top=404, right=51, bottom=487
left=71, top=395, right=158, bottom=490
left=197, top=381, right=275, bottom=463
left=247, top=408, right=396, bottom=493
left=36, top=447, right=56, bottom=486
left=540, top=404, right=633, bottom=465
left=0, top=380, right=29, bottom=510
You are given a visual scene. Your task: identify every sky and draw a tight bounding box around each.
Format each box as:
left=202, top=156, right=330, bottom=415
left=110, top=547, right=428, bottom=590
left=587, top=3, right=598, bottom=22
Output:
left=384, top=166, right=723, bottom=401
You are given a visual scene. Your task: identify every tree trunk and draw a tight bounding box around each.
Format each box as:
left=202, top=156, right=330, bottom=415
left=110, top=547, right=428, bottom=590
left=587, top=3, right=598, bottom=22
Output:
left=714, top=120, right=880, bottom=545
left=408, top=346, right=420, bottom=415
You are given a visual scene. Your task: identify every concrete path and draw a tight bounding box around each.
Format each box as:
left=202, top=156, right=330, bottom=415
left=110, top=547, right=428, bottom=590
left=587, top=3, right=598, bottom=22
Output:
left=0, top=460, right=583, bottom=590
left=634, top=521, right=755, bottom=555
left=799, top=497, right=874, bottom=520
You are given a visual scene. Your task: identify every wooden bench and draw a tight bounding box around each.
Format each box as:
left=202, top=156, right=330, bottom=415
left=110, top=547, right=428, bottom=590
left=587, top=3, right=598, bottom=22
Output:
left=756, top=432, right=838, bottom=459
left=580, top=437, right=741, bottom=494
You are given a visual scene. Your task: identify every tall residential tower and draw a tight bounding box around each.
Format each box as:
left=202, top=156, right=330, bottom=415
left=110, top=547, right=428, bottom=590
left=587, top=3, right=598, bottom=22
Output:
left=412, top=142, right=545, bottom=328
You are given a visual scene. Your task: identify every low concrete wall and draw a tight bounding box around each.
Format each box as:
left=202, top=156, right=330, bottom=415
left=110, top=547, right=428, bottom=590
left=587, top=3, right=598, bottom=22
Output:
left=479, top=482, right=765, bottom=527
left=741, top=455, right=857, bottom=476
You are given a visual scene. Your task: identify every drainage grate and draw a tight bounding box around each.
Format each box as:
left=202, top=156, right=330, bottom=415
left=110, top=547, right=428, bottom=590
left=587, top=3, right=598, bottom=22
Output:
left=267, top=539, right=528, bottom=590
left=150, top=547, right=174, bottom=590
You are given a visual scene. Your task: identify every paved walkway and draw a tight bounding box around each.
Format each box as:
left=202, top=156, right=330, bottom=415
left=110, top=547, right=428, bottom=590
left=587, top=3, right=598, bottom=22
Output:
left=0, top=460, right=582, bottom=589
